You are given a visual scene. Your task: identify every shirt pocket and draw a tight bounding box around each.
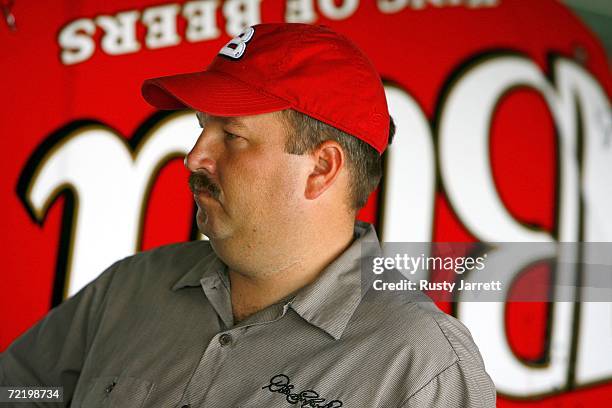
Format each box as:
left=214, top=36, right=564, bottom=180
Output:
left=79, top=375, right=154, bottom=408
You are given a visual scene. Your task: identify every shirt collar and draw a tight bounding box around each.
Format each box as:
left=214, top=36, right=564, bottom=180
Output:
left=171, top=221, right=382, bottom=340
left=289, top=221, right=381, bottom=340
left=171, top=248, right=226, bottom=291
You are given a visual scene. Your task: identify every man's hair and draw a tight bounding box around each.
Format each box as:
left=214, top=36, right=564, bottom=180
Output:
left=281, top=109, right=396, bottom=210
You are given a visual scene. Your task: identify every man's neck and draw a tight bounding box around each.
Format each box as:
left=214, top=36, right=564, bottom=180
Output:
left=228, top=223, right=355, bottom=323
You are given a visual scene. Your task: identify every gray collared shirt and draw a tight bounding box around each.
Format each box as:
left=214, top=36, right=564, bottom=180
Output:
left=1, top=222, right=496, bottom=407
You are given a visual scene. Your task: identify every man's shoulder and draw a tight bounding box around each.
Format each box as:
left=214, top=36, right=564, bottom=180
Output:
left=351, top=285, right=488, bottom=397
left=368, top=287, right=484, bottom=359
left=391, top=296, right=484, bottom=365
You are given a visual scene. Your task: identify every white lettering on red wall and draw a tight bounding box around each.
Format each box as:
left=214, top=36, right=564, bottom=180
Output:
left=57, top=0, right=499, bottom=65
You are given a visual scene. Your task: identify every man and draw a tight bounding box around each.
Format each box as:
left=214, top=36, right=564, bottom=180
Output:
left=1, top=23, right=495, bottom=407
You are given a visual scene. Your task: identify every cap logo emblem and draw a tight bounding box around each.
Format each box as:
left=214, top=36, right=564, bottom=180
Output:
left=219, top=27, right=255, bottom=59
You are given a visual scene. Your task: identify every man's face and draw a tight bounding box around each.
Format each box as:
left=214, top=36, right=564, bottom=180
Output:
left=186, top=110, right=308, bottom=243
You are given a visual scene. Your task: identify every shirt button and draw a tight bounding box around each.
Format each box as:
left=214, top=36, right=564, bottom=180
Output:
left=219, top=333, right=232, bottom=346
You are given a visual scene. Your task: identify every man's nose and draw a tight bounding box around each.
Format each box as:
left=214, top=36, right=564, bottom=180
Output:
left=184, top=131, right=217, bottom=175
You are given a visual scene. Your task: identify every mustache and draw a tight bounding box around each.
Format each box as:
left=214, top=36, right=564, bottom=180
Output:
left=188, top=172, right=221, bottom=200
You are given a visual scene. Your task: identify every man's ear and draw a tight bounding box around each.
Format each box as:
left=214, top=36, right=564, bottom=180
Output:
left=304, top=141, right=345, bottom=200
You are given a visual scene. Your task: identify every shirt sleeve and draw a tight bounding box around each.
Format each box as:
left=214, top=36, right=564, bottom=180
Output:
left=0, top=261, right=120, bottom=404
left=400, top=309, right=497, bottom=408
left=401, top=359, right=497, bottom=408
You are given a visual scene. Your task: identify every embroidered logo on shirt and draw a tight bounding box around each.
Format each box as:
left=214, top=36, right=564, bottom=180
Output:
left=262, top=374, right=343, bottom=407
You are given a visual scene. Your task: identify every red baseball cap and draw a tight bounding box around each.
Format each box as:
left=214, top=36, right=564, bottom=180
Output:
left=142, top=23, right=390, bottom=154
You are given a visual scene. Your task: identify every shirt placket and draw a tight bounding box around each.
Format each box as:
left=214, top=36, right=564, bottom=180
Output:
left=178, top=327, right=241, bottom=408
left=178, top=275, right=292, bottom=408
left=177, top=272, right=234, bottom=407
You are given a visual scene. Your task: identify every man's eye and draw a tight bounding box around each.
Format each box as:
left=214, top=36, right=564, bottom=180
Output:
left=224, top=131, right=239, bottom=140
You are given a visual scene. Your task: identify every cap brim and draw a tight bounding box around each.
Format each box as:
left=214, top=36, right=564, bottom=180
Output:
left=141, top=70, right=291, bottom=116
